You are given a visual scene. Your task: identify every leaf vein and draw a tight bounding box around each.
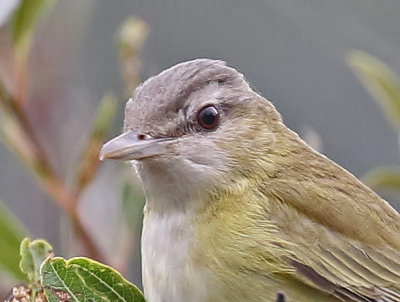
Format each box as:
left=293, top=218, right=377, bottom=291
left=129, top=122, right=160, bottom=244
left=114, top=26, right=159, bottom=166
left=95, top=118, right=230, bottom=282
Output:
left=73, top=264, right=130, bottom=302
left=48, top=261, right=81, bottom=301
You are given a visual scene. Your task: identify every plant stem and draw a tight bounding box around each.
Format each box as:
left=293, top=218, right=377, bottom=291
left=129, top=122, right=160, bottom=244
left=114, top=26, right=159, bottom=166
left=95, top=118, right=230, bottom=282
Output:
left=13, top=52, right=28, bottom=106
left=44, top=175, right=103, bottom=261
left=1, top=83, right=104, bottom=262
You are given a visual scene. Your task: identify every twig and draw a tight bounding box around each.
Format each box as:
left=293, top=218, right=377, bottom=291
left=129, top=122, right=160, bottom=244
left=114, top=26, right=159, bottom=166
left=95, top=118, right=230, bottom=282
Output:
left=0, top=79, right=104, bottom=262
left=0, top=0, right=104, bottom=263
left=13, top=52, right=28, bottom=106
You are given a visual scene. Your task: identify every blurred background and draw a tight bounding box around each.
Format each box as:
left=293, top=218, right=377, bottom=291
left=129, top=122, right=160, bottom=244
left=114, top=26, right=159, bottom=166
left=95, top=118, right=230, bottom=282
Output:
left=1, top=0, right=400, bottom=296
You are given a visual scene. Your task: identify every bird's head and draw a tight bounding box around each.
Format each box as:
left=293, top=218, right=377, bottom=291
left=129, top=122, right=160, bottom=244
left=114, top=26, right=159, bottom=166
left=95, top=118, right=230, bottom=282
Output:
left=100, top=59, right=287, bottom=210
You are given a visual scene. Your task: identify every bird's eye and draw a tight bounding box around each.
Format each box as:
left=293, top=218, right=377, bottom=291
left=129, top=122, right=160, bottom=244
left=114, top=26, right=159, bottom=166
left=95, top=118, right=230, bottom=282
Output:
left=197, top=105, right=220, bottom=130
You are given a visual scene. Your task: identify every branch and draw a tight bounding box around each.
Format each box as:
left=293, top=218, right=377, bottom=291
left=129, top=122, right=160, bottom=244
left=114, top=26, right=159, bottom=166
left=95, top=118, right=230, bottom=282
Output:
left=0, top=80, right=104, bottom=262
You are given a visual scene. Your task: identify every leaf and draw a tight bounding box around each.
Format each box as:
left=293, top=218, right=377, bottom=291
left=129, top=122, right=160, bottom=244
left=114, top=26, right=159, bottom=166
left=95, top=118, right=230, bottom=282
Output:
left=122, top=181, right=145, bottom=229
left=41, top=257, right=145, bottom=302
left=74, top=94, right=117, bottom=195
left=112, top=180, right=145, bottom=271
left=117, top=17, right=149, bottom=96
left=363, top=166, right=400, bottom=191
left=20, top=238, right=53, bottom=285
left=12, top=0, right=55, bottom=54
left=0, top=105, right=37, bottom=170
left=347, top=51, right=400, bottom=129
left=0, top=201, right=26, bottom=280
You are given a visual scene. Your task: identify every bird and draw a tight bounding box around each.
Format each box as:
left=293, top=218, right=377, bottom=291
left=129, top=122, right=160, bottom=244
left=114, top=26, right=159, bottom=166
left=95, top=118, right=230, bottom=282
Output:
left=100, top=59, right=400, bottom=302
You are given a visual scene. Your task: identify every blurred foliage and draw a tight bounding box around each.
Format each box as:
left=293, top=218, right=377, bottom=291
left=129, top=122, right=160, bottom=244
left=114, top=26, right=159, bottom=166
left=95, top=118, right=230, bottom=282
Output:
left=348, top=51, right=400, bottom=129
left=0, top=201, right=26, bottom=281
left=348, top=51, right=400, bottom=193
left=74, top=94, right=117, bottom=197
left=0, top=0, right=148, bottom=295
left=12, top=0, right=56, bottom=108
left=0, top=0, right=108, bottom=262
left=117, top=18, right=149, bottom=97
left=12, top=0, right=55, bottom=56
left=112, top=182, right=146, bottom=273
left=0, top=1, right=19, bottom=27
left=122, top=182, right=145, bottom=231
left=362, top=166, right=400, bottom=191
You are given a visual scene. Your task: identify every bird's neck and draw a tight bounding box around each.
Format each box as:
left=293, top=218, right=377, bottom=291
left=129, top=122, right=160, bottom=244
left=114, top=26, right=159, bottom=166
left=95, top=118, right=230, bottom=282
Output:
left=138, top=162, right=221, bottom=302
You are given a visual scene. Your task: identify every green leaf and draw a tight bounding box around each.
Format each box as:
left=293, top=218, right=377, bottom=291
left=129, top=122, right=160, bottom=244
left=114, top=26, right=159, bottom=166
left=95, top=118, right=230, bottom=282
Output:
left=12, top=0, right=55, bottom=54
left=75, top=93, right=117, bottom=195
left=122, top=181, right=145, bottom=229
left=117, top=17, right=149, bottom=96
left=0, top=104, right=38, bottom=172
left=0, top=201, right=26, bottom=280
left=363, top=166, right=400, bottom=191
left=41, top=257, right=145, bottom=302
left=347, top=51, right=400, bottom=129
left=19, top=238, right=53, bottom=285
left=92, top=94, right=117, bottom=138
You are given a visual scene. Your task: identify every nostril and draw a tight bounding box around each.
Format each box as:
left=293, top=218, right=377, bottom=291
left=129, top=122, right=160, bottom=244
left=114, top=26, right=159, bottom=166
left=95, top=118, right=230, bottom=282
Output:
left=137, top=134, right=146, bottom=140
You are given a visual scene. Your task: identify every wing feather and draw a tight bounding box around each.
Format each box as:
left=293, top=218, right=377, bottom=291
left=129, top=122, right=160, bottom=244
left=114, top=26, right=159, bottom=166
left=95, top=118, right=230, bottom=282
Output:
left=259, top=150, right=400, bottom=301
left=289, top=233, right=400, bottom=301
left=268, top=196, right=400, bottom=301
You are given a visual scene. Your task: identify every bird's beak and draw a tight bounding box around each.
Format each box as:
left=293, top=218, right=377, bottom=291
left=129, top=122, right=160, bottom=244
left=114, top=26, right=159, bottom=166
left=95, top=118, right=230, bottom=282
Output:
left=99, top=131, right=173, bottom=161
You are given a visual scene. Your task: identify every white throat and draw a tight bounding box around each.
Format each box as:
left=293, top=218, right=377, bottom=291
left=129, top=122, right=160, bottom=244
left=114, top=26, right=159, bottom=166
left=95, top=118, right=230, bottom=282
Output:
left=142, top=207, right=213, bottom=302
left=136, top=160, right=217, bottom=302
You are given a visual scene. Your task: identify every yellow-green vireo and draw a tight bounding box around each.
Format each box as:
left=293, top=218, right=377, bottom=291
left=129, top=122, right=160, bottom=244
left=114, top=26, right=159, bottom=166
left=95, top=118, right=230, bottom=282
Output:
left=100, top=59, right=400, bottom=302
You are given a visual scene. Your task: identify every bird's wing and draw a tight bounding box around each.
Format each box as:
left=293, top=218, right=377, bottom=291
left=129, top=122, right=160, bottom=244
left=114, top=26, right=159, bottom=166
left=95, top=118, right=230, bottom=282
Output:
left=257, top=137, right=400, bottom=301
left=268, top=186, right=400, bottom=302
left=291, top=238, right=400, bottom=302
